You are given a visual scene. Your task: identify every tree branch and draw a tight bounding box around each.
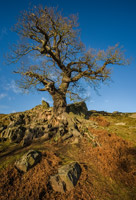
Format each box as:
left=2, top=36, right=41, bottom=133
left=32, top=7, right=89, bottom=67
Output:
left=14, top=71, right=49, bottom=85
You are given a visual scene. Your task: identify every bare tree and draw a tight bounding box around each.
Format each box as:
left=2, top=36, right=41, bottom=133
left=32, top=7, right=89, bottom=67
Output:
left=8, top=6, right=128, bottom=116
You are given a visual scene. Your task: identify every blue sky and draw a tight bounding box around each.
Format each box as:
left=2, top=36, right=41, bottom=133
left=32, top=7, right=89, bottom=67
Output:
left=0, top=0, right=136, bottom=113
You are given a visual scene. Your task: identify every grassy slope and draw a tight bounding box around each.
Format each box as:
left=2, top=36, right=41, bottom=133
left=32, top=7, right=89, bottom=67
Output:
left=0, top=111, right=136, bottom=200
left=106, top=113, right=136, bottom=146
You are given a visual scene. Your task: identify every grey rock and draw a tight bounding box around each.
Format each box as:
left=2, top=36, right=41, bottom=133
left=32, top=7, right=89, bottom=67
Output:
left=40, top=133, right=50, bottom=141
left=21, top=125, right=46, bottom=146
left=50, top=162, right=81, bottom=193
left=21, top=131, right=33, bottom=147
left=9, top=114, right=25, bottom=127
left=66, top=101, right=88, bottom=116
left=50, top=175, right=66, bottom=193
left=70, top=137, right=79, bottom=144
left=22, top=137, right=32, bottom=147
left=24, top=115, right=31, bottom=125
left=0, top=125, right=7, bottom=133
left=15, top=150, right=42, bottom=172
left=61, top=133, right=73, bottom=141
left=69, top=127, right=80, bottom=137
left=41, top=100, right=50, bottom=109
left=30, top=126, right=45, bottom=138
left=1, top=126, right=25, bottom=143
left=113, top=111, right=121, bottom=115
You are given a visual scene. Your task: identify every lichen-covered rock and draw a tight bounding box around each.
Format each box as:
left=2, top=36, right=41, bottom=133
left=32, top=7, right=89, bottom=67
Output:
left=66, top=101, right=88, bottom=117
left=15, top=150, right=42, bottom=172
left=113, top=111, right=121, bottom=115
left=41, top=100, right=50, bottom=109
left=50, top=174, right=66, bottom=193
left=50, top=162, right=81, bottom=193
left=21, top=130, right=33, bottom=147
left=9, top=114, right=25, bottom=127
left=0, top=125, right=7, bottom=133
left=29, top=126, right=45, bottom=138
left=1, top=126, right=25, bottom=143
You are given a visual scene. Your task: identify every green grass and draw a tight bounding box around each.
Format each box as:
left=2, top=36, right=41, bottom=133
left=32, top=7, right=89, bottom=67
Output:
left=0, top=138, right=50, bottom=171
left=97, top=113, right=136, bottom=145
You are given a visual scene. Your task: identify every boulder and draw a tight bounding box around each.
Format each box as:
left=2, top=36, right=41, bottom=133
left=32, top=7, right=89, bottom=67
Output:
left=50, top=175, right=66, bottom=193
left=112, top=111, right=121, bottom=115
left=21, top=136, right=32, bottom=147
left=50, top=162, right=81, bottom=193
left=29, top=126, right=45, bottom=138
left=9, top=114, right=25, bottom=127
left=22, top=125, right=47, bottom=146
left=1, top=126, right=25, bottom=143
left=41, top=100, right=50, bottom=109
left=40, top=133, right=50, bottom=141
left=0, top=125, right=7, bottom=133
left=66, top=101, right=88, bottom=116
left=15, top=150, right=42, bottom=172
left=21, top=130, right=33, bottom=147
left=61, top=132, right=73, bottom=141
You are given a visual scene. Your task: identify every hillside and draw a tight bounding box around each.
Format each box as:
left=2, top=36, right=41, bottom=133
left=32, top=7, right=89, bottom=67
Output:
left=0, top=102, right=136, bottom=200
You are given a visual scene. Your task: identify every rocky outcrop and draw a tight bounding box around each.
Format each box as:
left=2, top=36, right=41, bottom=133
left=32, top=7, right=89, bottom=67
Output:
left=21, top=126, right=51, bottom=147
left=15, top=150, right=42, bottom=172
left=0, top=125, right=7, bottom=132
left=0, top=101, right=93, bottom=146
left=1, top=126, right=25, bottom=143
left=0, top=103, right=52, bottom=143
left=66, top=101, right=88, bottom=117
left=50, top=162, right=82, bottom=193
left=41, top=100, right=50, bottom=109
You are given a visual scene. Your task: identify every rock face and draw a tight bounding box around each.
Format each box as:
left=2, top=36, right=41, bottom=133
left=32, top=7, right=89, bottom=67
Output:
left=66, top=101, right=88, bottom=117
left=1, top=126, right=25, bottom=143
left=0, top=101, right=88, bottom=145
left=42, top=100, right=50, bottom=109
left=50, top=162, right=82, bottom=193
left=15, top=150, right=42, bottom=172
left=0, top=103, right=52, bottom=143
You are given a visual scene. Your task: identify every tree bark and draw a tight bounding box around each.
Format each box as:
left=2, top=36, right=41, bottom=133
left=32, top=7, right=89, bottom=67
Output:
left=52, top=91, right=67, bottom=116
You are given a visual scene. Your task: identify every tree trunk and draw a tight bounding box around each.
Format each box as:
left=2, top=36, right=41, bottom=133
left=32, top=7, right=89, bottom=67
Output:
left=49, top=89, right=81, bottom=142
left=52, top=91, right=67, bottom=116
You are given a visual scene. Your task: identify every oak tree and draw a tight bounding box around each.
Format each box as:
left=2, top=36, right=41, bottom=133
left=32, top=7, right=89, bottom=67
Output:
left=9, top=6, right=128, bottom=116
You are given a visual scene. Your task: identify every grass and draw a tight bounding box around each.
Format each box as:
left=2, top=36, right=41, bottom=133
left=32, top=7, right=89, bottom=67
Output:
left=0, top=111, right=136, bottom=199
left=0, top=138, right=52, bottom=171
left=90, top=112, right=136, bottom=145
left=84, top=162, right=136, bottom=200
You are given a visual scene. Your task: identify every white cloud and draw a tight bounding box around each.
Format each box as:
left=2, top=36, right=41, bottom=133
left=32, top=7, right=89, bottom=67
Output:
left=11, top=110, right=16, bottom=113
left=0, top=93, right=7, bottom=100
left=83, top=86, right=91, bottom=99
left=5, top=80, right=23, bottom=94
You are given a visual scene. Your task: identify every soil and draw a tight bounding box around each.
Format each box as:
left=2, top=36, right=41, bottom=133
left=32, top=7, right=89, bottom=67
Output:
left=0, top=113, right=136, bottom=200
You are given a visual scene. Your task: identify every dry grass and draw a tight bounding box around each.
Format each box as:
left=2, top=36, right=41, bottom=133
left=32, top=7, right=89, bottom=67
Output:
left=0, top=111, right=136, bottom=199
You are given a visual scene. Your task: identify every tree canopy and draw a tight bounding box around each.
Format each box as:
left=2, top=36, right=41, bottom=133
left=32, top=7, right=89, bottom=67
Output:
left=8, top=5, right=128, bottom=115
